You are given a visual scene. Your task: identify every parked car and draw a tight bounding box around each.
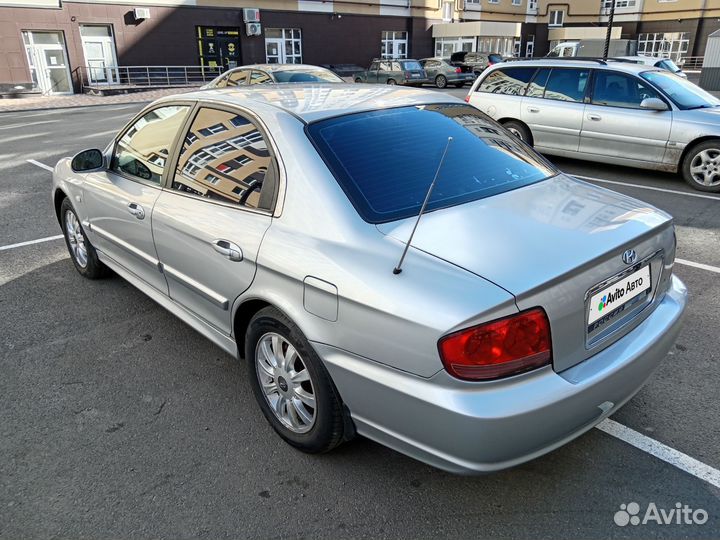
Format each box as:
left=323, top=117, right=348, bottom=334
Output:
left=614, top=55, right=688, bottom=78
left=53, top=84, right=686, bottom=473
left=466, top=58, right=720, bottom=192
left=202, top=64, right=343, bottom=88
left=419, top=57, right=477, bottom=88
left=449, top=51, right=503, bottom=75
left=353, top=59, right=428, bottom=86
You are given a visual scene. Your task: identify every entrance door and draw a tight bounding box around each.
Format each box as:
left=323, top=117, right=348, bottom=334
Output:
left=197, top=27, right=241, bottom=71
left=265, top=38, right=283, bottom=64
left=80, top=25, right=118, bottom=85
left=22, top=31, right=73, bottom=94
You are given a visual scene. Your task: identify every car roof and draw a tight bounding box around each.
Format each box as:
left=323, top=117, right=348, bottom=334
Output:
left=495, top=59, right=661, bottom=75
left=227, top=64, right=334, bottom=73
left=165, top=84, right=462, bottom=124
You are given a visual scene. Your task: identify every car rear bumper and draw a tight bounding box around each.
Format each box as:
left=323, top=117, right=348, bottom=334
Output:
left=316, top=274, right=687, bottom=473
left=401, top=78, right=430, bottom=85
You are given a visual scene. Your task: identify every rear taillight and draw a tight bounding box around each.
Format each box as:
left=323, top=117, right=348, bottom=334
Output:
left=438, top=308, right=551, bottom=381
left=463, top=94, right=471, bottom=103
left=455, top=67, right=462, bottom=73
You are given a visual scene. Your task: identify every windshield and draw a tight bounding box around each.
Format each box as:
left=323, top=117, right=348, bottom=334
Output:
left=307, top=104, right=556, bottom=223
left=273, top=68, right=343, bottom=83
left=641, top=71, right=720, bottom=110
left=655, top=59, right=680, bottom=72
left=401, top=61, right=422, bottom=70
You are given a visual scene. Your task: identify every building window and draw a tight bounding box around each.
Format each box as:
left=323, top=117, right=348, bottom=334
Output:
left=488, top=0, right=499, bottom=4
left=637, top=32, right=689, bottom=62
left=528, top=0, right=538, bottom=10
left=478, top=36, right=516, bottom=57
left=435, top=36, right=475, bottom=57
left=549, top=9, right=564, bottom=26
left=465, top=0, right=480, bottom=4
left=265, top=28, right=302, bottom=64
left=442, top=1, right=454, bottom=22
left=526, top=34, right=535, bottom=57
left=512, top=0, right=522, bottom=5
left=601, top=0, right=636, bottom=8
left=381, top=31, right=408, bottom=59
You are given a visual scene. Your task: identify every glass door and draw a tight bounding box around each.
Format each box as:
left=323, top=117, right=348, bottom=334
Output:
left=80, top=25, right=119, bottom=85
left=265, top=38, right=283, bottom=63
left=264, top=29, right=302, bottom=64
left=22, top=31, right=73, bottom=94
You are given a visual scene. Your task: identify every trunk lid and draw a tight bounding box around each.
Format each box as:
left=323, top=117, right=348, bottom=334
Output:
left=377, top=175, right=676, bottom=372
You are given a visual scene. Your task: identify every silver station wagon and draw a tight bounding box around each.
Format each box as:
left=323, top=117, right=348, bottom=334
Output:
left=467, top=58, right=720, bottom=192
left=53, top=85, right=686, bottom=473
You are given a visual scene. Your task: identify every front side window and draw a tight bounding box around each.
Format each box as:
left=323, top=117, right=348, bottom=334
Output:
left=172, top=107, right=275, bottom=210
left=544, top=68, right=589, bottom=102
left=641, top=70, right=720, bottom=110
left=307, top=104, right=556, bottom=223
left=478, top=67, right=537, bottom=95
left=590, top=71, right=662, bottom=109
left=525, top=67, right=550, bottom=97
left=111, top=105, right=189, bottom=184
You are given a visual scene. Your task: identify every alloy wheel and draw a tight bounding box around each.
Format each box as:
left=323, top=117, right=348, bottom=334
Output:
left=255, top=332, right=317, bottom=434
left=689, top=148, right=720, bottom=187
left=65, top=210, right=88, bottom=268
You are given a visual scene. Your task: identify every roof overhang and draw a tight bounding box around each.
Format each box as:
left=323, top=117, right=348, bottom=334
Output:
left=432, top=21, right=521, bottom=39
left=548, top=26, right=622, bottom=41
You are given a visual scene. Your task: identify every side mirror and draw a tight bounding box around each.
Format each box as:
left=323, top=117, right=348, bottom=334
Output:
left=71, top=149, right=104, bottom=172
left=640, top=98, right=669, bottom=111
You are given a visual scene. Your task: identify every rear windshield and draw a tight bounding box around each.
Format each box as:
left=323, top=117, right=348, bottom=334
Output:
left=307, top=104, right=556, bottom=223
left=273, top=69, right=343, bottom=83
left=488, top=54, right=504, bottom=64
left=401, top=61, right=422, bottom=70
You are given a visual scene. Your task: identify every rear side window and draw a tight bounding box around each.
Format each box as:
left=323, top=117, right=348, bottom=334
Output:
left=526, top=67, right=551, bottom=98
left=171, top=107, right=275, bottom=210
left=307, top=104, right=556, bottom=223
left=544, top=68, right=589, bottom=102
left=226, top=70, right=250, bottom=86
left=111, top=105, right=190, bottom=184
left=478, top=67, right=537, bottom=95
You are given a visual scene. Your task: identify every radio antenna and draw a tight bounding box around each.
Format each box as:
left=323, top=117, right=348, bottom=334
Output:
left=393, top=136, right=453, bottom=275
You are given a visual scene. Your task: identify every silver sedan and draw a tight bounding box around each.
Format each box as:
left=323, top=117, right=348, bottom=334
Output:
left=52, top=85, right=686, bottom=473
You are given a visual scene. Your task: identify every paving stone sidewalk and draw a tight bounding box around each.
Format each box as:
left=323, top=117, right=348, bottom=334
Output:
left=0, top=87, right=199, bottom=113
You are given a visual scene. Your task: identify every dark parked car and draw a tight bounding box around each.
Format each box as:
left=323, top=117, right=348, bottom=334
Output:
left=320, top=63, right=366, bottom=78
left=419, top=58, right=477, bottom=88
left=449, top=51, right=504, bottom=75
left=353, top=59, right=429, bottom=86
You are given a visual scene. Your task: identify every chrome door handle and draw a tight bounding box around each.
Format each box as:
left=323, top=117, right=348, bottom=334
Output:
left=527, top=106, right=540, bottom=113
left=212, top=239, right=243, bottom=262
left=127, top=202, right=145, bottom=220
left=587, top=114, right=602, bottom=121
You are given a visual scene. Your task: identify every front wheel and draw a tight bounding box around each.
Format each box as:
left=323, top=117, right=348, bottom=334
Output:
left=387, top=79, right=396, bottom=85
left=246, top=307, right=347, bottom=454
left=354, top=78, right=362, bottom=83
left=435, top=75, right=447, bottom=89
left=60, top=198, right=107, bottom=279
left=682, top=140, right=720, bottom=192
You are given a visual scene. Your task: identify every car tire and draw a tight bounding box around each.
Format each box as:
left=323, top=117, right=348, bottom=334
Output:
left=60, top=197, right=107, bottom=279
left=502, top=120, right=533, bottom=146
left=387, top=79, right=396, bottom=85
left=245, top=307, right=346, bottom=454
left=354, top=78, right=362, bottom=83
left=681, top=139, right=720, bottom=192
left=435, top=75, right=447, bottom=89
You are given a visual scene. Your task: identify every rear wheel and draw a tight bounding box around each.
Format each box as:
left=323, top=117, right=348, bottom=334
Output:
left=387, top=79, right=396, bottom=85
left=502, top=120, right=533, bottom=146
left=60, top=198, right=107, bottom=279
left=246, top=307, right=346, bottom=454
left=682, top=139, right=720, bottom=192
left=435, top=75, right=447, bottom=89
left=354, top=78, right=362, bottom=83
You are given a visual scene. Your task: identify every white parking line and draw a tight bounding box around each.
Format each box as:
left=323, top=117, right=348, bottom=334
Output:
left=597, top=419, right=720, bottom=489
left=675, top=258, right=720, bottom=274
left=0, top=234, right=63, bottom=252
left=26, top=159, right=53, bottom=172
left=573, top=174, right=720, bottom=201
left=0, top=120, right=58, bottom=131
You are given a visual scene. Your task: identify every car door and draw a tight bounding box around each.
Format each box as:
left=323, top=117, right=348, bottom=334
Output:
left=81, top=103, right=191, bottom=293
left=579, top=70, right=672, bottom=163
left=470, top=66, right=536, bottom=121
left=366, top=62, right=380, bottom=83
left=521, top=67, right=589, bottom=153
left=151, top=105, right=276, bottom=334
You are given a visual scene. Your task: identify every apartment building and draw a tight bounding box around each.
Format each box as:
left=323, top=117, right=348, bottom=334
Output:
left=1, top=0, right=718, bottom=94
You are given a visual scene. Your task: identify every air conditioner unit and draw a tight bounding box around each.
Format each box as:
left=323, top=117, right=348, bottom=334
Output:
left=133, top=7, right=151, bottom=20
left=243, top=8, right=260, bottom=23
left=246, top=22, right=262, bottom=36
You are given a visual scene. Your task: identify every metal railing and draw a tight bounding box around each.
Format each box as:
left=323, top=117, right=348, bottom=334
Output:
left=681, top=56, right=704, bottom=71
left=80, top=65, right=224, bottom=88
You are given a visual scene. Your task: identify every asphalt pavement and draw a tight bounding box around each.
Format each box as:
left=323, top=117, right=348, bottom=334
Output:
left=1, top=92, right=719, bottom=539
